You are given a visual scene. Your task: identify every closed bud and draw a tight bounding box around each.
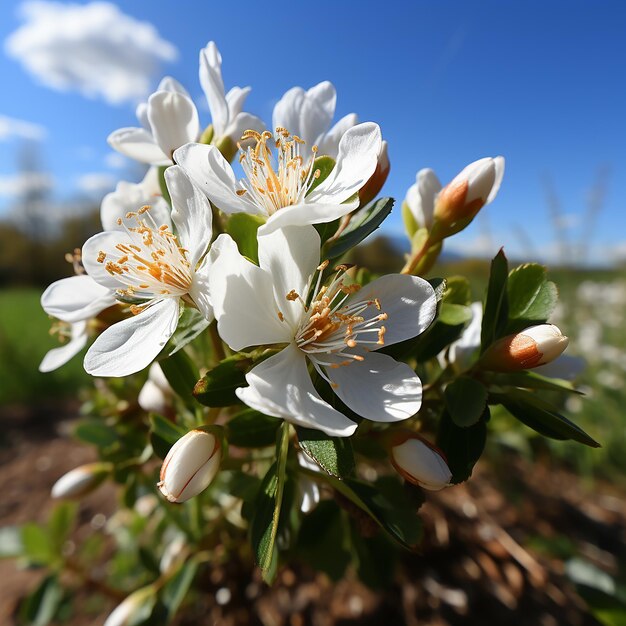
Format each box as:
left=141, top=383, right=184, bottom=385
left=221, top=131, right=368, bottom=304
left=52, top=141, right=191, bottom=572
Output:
left=158, top=428, right=222, bottom=503
left=389, top=432, right=452, bottom=491
left=104, top=585, right=156, bottom=626
left=359, top=140, right=390, bottom=206
left=51, top=462, right=111, bottom=499
left=481, top=324, right=569, bottom=372
left=433, top=156, right=504, bottom=228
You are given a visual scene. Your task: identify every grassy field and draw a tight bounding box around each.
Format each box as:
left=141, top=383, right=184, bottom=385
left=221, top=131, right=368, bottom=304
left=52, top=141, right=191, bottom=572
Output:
left=0, top=288, right=90, bottom=406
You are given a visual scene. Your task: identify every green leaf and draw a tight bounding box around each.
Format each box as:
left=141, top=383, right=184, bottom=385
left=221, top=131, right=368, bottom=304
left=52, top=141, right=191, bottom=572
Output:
left=48, top=502, right=77, bottom=553
left=21, top=523, right=55, bottom=566
left=506, top=263, right=558, bottom=333
left=485, top=370, right=582, bottom=394
left=401, top=200, right=419, bottom=239
left=227, top=409, right=280, bottom=448
left=161, top=559, right=198, bottom=620
left=296, top=427, right=355, bottom=478
left=297, top=501, right=350, bottom=580
left=307, top=155, right=335, bottom=194
left=226, top=213, right=266, bottom=264
left=428, top=277, right=447, bottom=302
left=193, top=354, right=252, bottom=407
left=166, top=308, right=210, bottom=357
left=444, top=377, right=488, bottom=427
left=497, top=389, right=599, bottom=447
left=481, top=249, right=509, bottom=352
left=324, top=197, right=394, bottom=260
left=443, top=276, right=472, bottom=305
left=149, top=413, right=186, bottom=460
left=438, top=302, right=472, bottom=326
left=19, top=573, right=63, bottom=626
left=250, top=422, right=290, bottom=582
left=73, top=419, right=118, bottom=448
left=159, top=350, right=198, bottom=409
left=0, top=526, right=23, bottom=559
left=437, top=408, right=488, bottom=483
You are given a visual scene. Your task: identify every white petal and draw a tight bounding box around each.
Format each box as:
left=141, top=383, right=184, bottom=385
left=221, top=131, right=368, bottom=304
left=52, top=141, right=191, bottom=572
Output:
left=236, top=343, right=357, bottom=437
left=225, top=86, right=251, bottom=118
left=41, top=275, right=116, bottom=323
left=39, top=321, right=88, bottom=372
left=325, top=351, right=422, bottom=422
left=307, top=122, right=382, bottom=205
left=174, top=143, right=259, bottom=215
left=84, top=298, right=180, bottom=377
left=405, top=168, right=442, bottom=230
left=157, top=76, right=190, bottom=97
left=107, top=127, right=170, bottom=166
left=101, top=182, right=171, bottom=232
left=448, top=301, right=482, bottom=369
left=82, top=231, right=131, bottom=290
left=148, top=91, right=200, bottom=161
left=165, top=166, right=212, bottom=268
left=189, top=255, right=214, bottom=321
left=272, top=87, right=305, bottom=140
left=257, top=225, right=319, bottom=329
left=486, top=156, right=505, bottom=205
left=135, top=103, right=150, bottom=131
left=350, top=274, right=437, bottom=347
left=223, top=112, right=265, bottom=143
left=208, top=234, right=291, bottom=350
left=199, top=41, right=228, bottom=136
left=300, top=81, right=337, bottom=146
left=139, top=166, right=163, bottom=197
left=317, top=112, right=358, bottom=158
left=260, top=199, right=359, bottom=234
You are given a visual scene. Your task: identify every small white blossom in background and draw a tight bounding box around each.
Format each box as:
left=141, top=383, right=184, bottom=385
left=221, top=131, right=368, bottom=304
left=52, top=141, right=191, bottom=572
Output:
left=51, top=463, right=111, bottom=499
left=390, top=433, right=452, bottom=491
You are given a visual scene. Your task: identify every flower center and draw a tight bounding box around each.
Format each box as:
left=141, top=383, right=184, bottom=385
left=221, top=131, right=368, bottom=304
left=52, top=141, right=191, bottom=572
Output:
left=236, top=128, right=320, bottom=215
left=294, top=262, right=388, bottom=368
left=97, top=206, right=192, bottom=309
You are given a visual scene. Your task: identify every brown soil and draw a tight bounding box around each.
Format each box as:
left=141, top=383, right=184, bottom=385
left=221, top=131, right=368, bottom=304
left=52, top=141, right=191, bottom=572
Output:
left=1, top=402, right=621, bottom=625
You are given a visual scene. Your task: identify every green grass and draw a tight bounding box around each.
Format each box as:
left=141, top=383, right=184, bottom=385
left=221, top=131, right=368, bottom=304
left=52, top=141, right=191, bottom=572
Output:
left=0, top=288, right=90, bottom=405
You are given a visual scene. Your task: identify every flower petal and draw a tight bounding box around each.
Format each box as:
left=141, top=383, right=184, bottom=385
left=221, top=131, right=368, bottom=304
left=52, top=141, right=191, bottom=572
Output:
left=236, top=343, right=357, bottom=437
left=225, top=86, right=250, bottom=118
left=405, top=168, right=442, bottom=231
left=107, top=127, right=169, bottom=166
left=299, top=81, right=336, bottom=146
left=84, top=298, right=180, bottom=377
left=157, top=76, right=190, bottom=97
left=189, top=255, right=214, bottom=321
left=41, top=275, right=116, bottom=323
left=325, top=351, right=422, bottom=422
left=257, top=225, right=319, bottom=329
left=260, top=199, right=359, bottom=234
left=148, top=91, right=200, bottom=161
left=174, top=143, right=260, bottom=215
left=39, top=321, right=88, bottom=372
left=486, top=156, right=505, bottom=205
left=272, top=87, right=305, bottom=140
left=223, top=111, right=265, bottom=144
left=199, top=41, right=228, bottom=136
left=101, top=182, right=171, bottom=232
left=208, top=234, right=292, bottom=350
left=165, top=166, right=212, bottom=268
left=82, top=231, right=131, bottom=290
left=307, top=122, right=382, bottom=205
left=352, top=274, right=437, bottom=347
left=317, top=112, right=358, bottom=158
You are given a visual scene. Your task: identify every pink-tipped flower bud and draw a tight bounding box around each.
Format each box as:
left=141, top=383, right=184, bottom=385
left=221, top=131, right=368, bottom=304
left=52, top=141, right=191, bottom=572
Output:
left=158, top=428, right=222, bottom=503
left=359, top=140, right=390, bottom=205
left=481, top=324, right=569, bottom=372
left=433, top=156, right=504, bottom=227
left=51, top=462, right=111, bottom=499
left=389, top=433, right=452, bottom=491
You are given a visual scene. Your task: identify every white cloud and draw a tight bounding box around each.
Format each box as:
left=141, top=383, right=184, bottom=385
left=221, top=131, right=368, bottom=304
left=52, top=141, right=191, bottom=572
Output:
left=0, top=171, right=54, bottom=196
left=104, top=152, right=128, bottom=169
left=0, top=114, right=47, bottom=141
left=76, top=172, right=115, bottom=195
left=5, top=1, right=179, bottom=105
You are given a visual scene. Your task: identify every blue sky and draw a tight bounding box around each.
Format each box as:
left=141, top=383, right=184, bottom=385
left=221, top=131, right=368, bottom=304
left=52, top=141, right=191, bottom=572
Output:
left=1, top=0, right=625, bottom=264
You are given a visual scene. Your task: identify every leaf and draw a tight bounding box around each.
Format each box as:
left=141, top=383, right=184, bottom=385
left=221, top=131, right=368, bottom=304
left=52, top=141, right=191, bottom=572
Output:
left=307, top=155, right=335, bottom=194
left=149, top=413, right=186, bottom=460
left=438, top=302, right=472, bottom=326
left=324, top=197, right=394, bottom=260
left=21, top=523, right=55, bottom=566
left=481, top=249, right=509, bottom=352
left=226, top=213, right=266, bottom=264
left=166, top=308, right=210, bottom=357
left=428, top=277, right=447, bottom=303
left=19, top=573, right=63, bottom=626
left=227, top=409, right=280, bottom=448
left=193, top=354, right=251, bottom=407
left=161, top=559, right=198, bottom=620
left=443, top=276, right=472, bottom=305
left=0, top=526, right=23, bottom=559
left=296, top=427, right=355, bottom=478
left=444, top=377, right=488, bottom=427
left=485, top=370, right=582, bottom=394
left=250, top=422, right=290, bottom=582
left=48, top=502, right=77, bottom=553
left=506, top=263, right=558, bottom=333
left=497, top=389, right=599, bottom=447
left=401, top=200, right=419, bottom=239
left=437, top=408, right=488, bottom=483
left=73, top=419, right=118, bottom=448
left=159, top=350, right=198, bottom=409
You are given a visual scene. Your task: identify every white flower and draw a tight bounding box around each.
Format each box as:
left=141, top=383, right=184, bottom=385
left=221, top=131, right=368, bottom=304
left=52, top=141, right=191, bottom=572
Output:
left=138, top=363, right=173, bottom=414
left=81, top=166, right=214, bottom=377
left=104, top=586, right=156, bottom=626
left=39, top=319, right=90, bottom=373
left=209, top=225, right=437, bottom=437
left=272, top=81, right=358, bottom=160
left=297, top=452, right=321, bottom=514
left=51, top=462, right=110, bottom=499
left=404, top=168, right=442, bottom=232
left=108, top=76, right=200, bottom=166
left=158, top=429, right=222, bottom=503
left=390, top=434, right=452, bottom=491
left=175, top=122, right=382, bottom=234
left=442, top=301, right=483, bottom=371
left=199, top=41, right=263, bottom=146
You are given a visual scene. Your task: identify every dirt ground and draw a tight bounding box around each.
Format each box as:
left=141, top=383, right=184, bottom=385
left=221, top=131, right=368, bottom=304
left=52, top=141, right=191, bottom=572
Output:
left=1, top=402, right=622, bottom=626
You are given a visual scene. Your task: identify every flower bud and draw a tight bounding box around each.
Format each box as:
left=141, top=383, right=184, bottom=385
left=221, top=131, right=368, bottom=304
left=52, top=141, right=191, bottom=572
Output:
left=104, top=585, right=156, bottom=626
left=51, top=462, right=111, bottom=499
left=390, top=433, right=452, bottom=491
left=480, top=324, right=569, bottom=372
left=138, top=364, right=172, bottom=415
left=433, top=156, right=504, bottom=227
left=359, top=140, right=390, bottom=206
left=158, top=428, right=222, bottom=503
